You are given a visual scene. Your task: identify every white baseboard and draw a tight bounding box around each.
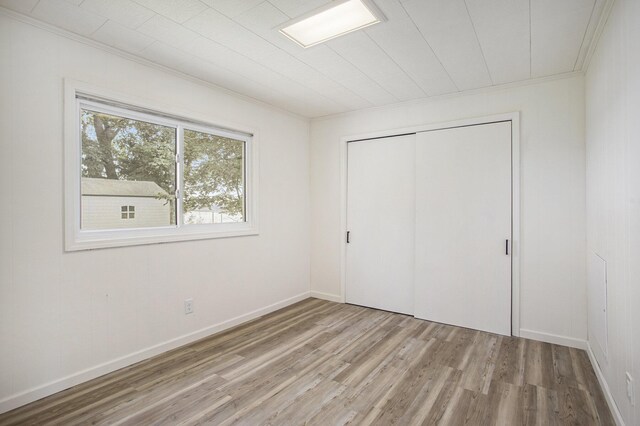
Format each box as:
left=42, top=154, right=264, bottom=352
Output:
left=0, top=291, right=311, bottom=415
left=586, top=343, right=626, bottom=426
left=309, top=291, right=343, bottom=303
left=519, top=329, right=588, bottom=350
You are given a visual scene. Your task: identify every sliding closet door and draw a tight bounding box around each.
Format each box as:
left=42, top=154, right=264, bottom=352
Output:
left=414, top=122, right=512, bottom=336
left=346, top=134, right=415, bottom=315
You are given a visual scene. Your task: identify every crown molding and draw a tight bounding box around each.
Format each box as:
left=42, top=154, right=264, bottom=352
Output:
left=580, top=0, right=616, bottom=73
left=311, top=71, right=584, bottom=122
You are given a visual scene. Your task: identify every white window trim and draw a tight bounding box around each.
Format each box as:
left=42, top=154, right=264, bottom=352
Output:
left=64, top=79, right=259, bottom=251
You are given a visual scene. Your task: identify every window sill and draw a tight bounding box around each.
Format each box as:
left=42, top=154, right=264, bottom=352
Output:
left=65, top=224, right=259, bottom=251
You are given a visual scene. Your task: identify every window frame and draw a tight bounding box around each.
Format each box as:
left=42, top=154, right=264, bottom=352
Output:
left=64, top=79, right=258, bottom=251
left=121, top=205, right=135, bottom=220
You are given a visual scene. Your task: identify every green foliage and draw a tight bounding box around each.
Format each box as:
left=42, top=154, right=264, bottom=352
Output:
left=81, top=109, right=245, bottom=219
left=184, top=129, right=244, bottom=217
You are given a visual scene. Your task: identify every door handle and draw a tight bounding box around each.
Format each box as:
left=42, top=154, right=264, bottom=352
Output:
left=505, top=239, right=509, bottom=255
left=347, top=231, right=351, bottom=244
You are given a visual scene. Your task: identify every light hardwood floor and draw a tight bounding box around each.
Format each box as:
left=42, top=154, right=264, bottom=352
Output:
left=0, top=298, right=614, bottom=425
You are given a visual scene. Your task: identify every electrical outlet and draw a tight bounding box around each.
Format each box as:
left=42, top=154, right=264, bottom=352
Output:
left=184, top=298, right=194, bottom=315
left=627, top=372, right=635, bottom=405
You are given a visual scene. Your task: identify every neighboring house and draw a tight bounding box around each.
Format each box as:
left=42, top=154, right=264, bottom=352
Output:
left=184, top=205, right=242, bottom=224
left=81, top=178, right=172, bottom=230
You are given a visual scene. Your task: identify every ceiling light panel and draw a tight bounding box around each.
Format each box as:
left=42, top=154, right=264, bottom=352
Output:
left=279, top=0, right=385, bottom=48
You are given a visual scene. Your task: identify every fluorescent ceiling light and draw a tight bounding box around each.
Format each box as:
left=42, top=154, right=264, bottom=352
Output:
left=279, top=0, right=385, bottom=48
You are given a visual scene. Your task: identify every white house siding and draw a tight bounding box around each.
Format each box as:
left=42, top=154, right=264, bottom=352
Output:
left=81, top=196, right=172, bottom=230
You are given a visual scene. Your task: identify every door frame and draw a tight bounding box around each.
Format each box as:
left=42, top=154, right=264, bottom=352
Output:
left=339, top=112, right=521, bottom=337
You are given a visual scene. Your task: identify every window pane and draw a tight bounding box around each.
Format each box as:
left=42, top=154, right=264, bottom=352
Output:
left=183, top=129, right=245, bottom=224
left=80, top=109, right=176, bottom=230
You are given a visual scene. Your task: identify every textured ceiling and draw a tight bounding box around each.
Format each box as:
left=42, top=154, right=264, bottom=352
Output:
left=1, top=0, right=608, bottom=118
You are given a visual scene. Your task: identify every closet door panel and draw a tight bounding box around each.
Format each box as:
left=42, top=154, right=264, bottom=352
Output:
left=414, top=122, right=512, bottom=335
left=346, top=134, right=416, bottom=315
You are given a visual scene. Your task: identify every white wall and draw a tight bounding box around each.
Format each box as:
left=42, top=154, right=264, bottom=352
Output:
left=310, top=75, right=587, bottom=345
left=0, top=14, right=310, bottom=412
left=585, top=0, right=640, bottom=423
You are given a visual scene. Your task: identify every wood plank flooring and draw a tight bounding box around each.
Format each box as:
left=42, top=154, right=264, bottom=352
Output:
left=0, top=298, right=614, bottom=425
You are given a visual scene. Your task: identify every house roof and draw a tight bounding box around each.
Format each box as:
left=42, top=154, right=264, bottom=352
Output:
left=82, top=178, right=169, bottom=198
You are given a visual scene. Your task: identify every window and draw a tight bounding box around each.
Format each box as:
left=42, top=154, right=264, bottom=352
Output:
left=183, top=128, right=245, bottom=225
left=121, top=206, right=135, bottom=219
left=65, top=81, right=257, bottom=250
left=80, top=108, right=176, bottom=231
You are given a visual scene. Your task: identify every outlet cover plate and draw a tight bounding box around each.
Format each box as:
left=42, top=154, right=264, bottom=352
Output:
left=184, top=298, right=194, bottom=315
